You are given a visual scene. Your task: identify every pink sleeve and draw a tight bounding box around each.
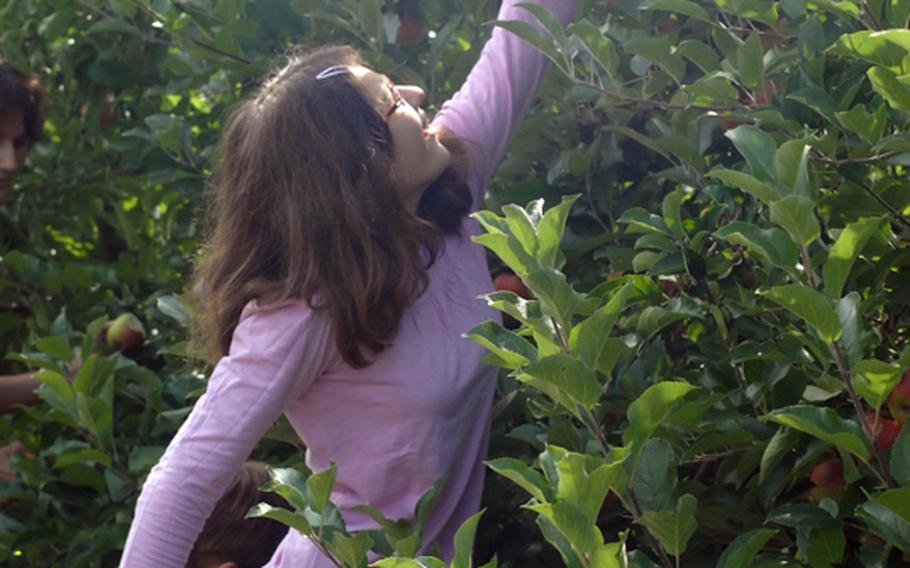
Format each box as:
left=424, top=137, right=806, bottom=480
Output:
left=119, top=301, right=336, bottom=567
left=432, top=0, right=579, bottom=210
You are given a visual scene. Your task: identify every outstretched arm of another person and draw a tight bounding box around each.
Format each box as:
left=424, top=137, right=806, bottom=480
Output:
left=0, top=372, right=40, bottom=414
left=119, top=301, right=336, bottom=568
left=432, top=0, right=580, bottom=209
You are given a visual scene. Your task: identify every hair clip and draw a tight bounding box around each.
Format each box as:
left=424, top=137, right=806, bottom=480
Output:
left=316, top=65, right=352, bottom=80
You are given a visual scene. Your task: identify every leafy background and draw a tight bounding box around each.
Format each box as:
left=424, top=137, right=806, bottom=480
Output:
left=2, top=0, right=910, bottom=566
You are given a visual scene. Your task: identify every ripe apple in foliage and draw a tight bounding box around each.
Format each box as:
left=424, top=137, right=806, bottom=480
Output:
left=808, top=458, right=845, bottom=502
left=395, top=14, right=425, bottom=48
left=106, top=313, right=146, bottom=352
left=866, top=413, right=901, bottom=451
left=887, top=369, right=910, bottom=425
left=494, top=273, right=530, bottom=299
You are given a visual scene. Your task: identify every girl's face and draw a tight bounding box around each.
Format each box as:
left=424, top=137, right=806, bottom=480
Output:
left=0, top=106, right=27, bottom=204
left=351, top=67, right=451, bottom=212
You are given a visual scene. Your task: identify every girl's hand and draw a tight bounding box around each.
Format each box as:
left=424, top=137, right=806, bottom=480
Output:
left=0, top=440, right=26, bottom=484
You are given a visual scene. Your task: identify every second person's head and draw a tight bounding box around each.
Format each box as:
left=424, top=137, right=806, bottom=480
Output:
left=0, top=61, right=42, bottom=203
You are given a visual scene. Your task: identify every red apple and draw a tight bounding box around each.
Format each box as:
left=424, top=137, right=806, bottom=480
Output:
left=867, top=412, right=901, bottom=451
left=887, top=369, right=910, bottom=425
left=395, top=14, right=425, bottom=48
left=810, top=458, right=845, bottom=491
left=106, top=312, right=146, bottom=352
left=494, top=273, right=530, bottom=299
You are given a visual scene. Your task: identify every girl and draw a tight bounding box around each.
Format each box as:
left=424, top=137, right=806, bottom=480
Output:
left=121, top=1, right=578, bottom=566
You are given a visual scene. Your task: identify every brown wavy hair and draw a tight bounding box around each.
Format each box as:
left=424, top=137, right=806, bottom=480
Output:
left=0, top=60, right=43, bottom=143
left=193, top=45, right=471, bottom=368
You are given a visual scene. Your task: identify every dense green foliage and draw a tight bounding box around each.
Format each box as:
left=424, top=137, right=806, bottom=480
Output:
left=3, top=0, right=910, bottom=566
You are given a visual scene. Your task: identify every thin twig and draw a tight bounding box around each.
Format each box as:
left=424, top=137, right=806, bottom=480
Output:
left=812, top=150, right=902, bottom=166
left=681, top=447, right=749, bottom=465
left=830, top=341, right=894, bottom=488
left=573, top=78, right=732, bottom=113
left=628, top=491, right=675, bottom=568
left=859, top=0, right=883, bottom=30
left=857, top=181, right=910, bottom=231
left=799, top=245, right=817, bottom=289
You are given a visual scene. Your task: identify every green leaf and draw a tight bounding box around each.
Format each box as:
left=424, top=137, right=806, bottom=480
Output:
left=538, top=195, right=579, bottom=268
left=569, top=20, right=620, bottom=78
left=766, top=504, right=839, bottom=529
left=806, top=526, right=845, bottom=568
left=127, top=446, right=164, bottom=475
left=707, top=169, right=780, bottom=204
left=678, top=39, right=721, bottom=72
left=890, top=0, right=910, bottom=27
left=328, top=532, right=372, bottom=568
left=769, top=196, right=820, bottom=246
left=738, top=33, right=765, bottom=90
left=266, top=468, right=310, bottom=512
left=868, top=66, right=910, bottom=111
left=247, top=503, right=313, bottom=535
left=759, top=428, right=802, bottom=484
left=892, top=424, right=910, bottom=486
left=535, top=515, right=585, bottom=568
left=590, top=542, right=624, bottom=567
left=856, top=499, right=910, bottom=554
left=876, top=489, right=910, bottom=524
left=554, top=451, right=621, bottom=523
left=570, top=284, right=631, bottom=371
left=527, top=501, right=603, bottom=557
left=486, top=458, right=555, bottom=503
left=494, top=20, right=566, bottom=74
left=715, top=222, right=798, bottom=269
left=516, top=3, right=566, bottom=47
left=156, top=294, right=190, bottom=327
left=836, top=104, right=884, bottom=144
left=645, top=0, right=713, bottom=22
left=636, top=494, right=698, bottom=556
left=725, top=126, right=778, bottom=183
left=523, top=265, right=579, bottom=331
left=623, top=37, right=686, bottom=84
left=661, top=190, right=685, bottom=238
left=764, top=405, right=870, bottom=461
left=481, top=292, right=560, bottom=348
left=464, top=321, right=539, bottom=369
left=838, top=293, right=864, bottom=367
left=518, top=354, right=602, bottom=414
left=502, top=204, right=539, bottom=258
left=624, top=382, right=698, bottom=451
left=716, top=528, right=777, bottom=568
left=760, top=285, right=841, bottom=342
left=685, top=74, right=738, bottom=106
left=829, top=30, right=910, bottom=69
left=36, top=369, right=73, bottom=403
left=775, top=140, right=812, bottom=198
left=306, top=463, right=336, bottom=514
left=852, top=359, right=902, bottom=409
left=617, top=207, right=673, bottom=236
left=633, top=438, right=677, bottom=512
left=452, top=510, right=485, bottom=568
left=87, top=17, right=140, bottom=35
left=36, top=336, right=73, bottom=361
left=715, top=0, right=779, bottom=24
left=471, top=233, right=535, bottom=277
left=823, top=216, right=885, bottom=298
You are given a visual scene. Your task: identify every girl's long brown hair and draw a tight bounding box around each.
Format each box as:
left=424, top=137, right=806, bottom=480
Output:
left=193, top=45, right=471, bottom=368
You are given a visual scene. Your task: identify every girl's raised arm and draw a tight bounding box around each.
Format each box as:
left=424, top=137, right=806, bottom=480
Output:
left=119, top=302, right=336, bottom=567
left=432, top=0, right=579, bottom=210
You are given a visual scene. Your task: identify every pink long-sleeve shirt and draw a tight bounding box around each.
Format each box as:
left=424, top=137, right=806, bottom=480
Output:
left=120, top=1, right=578, bottom=566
